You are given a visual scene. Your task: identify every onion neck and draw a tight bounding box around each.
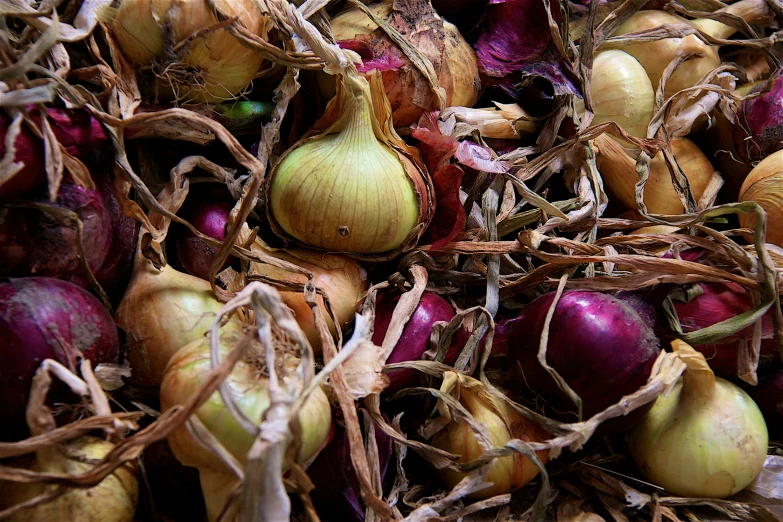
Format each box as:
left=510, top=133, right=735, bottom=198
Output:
left=691, top=0, right=770, bottom=40
left=673, top=339, right=717, bottom=401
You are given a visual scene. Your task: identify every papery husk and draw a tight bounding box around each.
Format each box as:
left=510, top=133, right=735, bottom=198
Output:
left=247, top=239, right=368, bottom=353
left=265, top=70, right=434, bottom=260
left=0, top=437, right=138, bottom=522
left=112, top=0, right=272, bottom=104
left=594, top=133, right=717, bottom=214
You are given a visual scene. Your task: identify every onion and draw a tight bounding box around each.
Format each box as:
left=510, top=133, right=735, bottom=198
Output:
left=115, top=243, right=243, bottom=387
left=371, top=290, right=457, bottom=393
left=738, top=149, right=783, bottom=247
left=112, top=0, right=271, bottom=103
left=429, top=371, right=549, bottom=499
left=0, top=277, right=119, bottom=436
left=172, top=185, right=235, bottom=281
left=668, top=282, right=776, bottom=378
left=325, top=1, right=480, bottom=128
left=0, top=109, right=108, bottom=201
left=0, top=181, right=112, bottom=284
left=160, top=330, right=332, bottom=521
left=750, top=370, right=783, bottom=433
left=508, top=291, right=661, bottom=432
left=0, top=436, right=138, bottom=521
left=249, top=244, right=367, bottom=353
left=629, top=340, right=768, bottom=498
left=735, top=71, right=783, bottom=162
left=308, top=419, right=393, bottom=522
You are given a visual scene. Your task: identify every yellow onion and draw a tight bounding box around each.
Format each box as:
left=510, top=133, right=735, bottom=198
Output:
left=628, top=340, right=768, bottom=498
left=112, top=0, right=270, bottom=103
left=429, top=371, right=549, bottom=499
left=608, top=0, right=770, bottom=98
left=115, top=246, right=243, bottom=387
left=160, top=330, right=332, bottom=521
left=739, top=149, right=783, bottom=247
left=248, top=242, right=368, bottom=353
left=0, top=437, right=138, bottom=522
left=266, top=71, right=434, bottom=256
left=594, top=133, right=716, bottom=214
left=322, top=1, right=480, bottom=127
left=591, top=50, right=655, bottom=139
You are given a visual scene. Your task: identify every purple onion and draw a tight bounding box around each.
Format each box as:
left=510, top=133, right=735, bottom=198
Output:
left=508, top=291, right=661, bottom=432
left=0, top=277, right=119, bottom=437
left=372, top=291, right=457, bottom=394
left=308, top=420, right=393, bottom=522
left=173, top=185, right=235, bottom=280
left=734, top=71, right=783, bottom=163
left=0, top=181, right=112, bottom=284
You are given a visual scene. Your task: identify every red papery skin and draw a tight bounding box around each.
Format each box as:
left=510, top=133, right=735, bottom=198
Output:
left=373, top=291, right=459, bottom=394
left=734, top=71, right=783, bottom=162
left=475, top=0, right=582, bottom=99
left=308, top=419, right=393, bottom=522
left=0, top=277, right=119, bottom=439
left=671, top=282, right=777, bottom=378
left=508, top=291, right=661, bottom=433
left=0, top=109, right=108, bottom=200
left=338, top=38, right=407, bottom=73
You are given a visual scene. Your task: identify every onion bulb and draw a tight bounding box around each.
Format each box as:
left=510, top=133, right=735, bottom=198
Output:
left=160, top=330, right=332, bottom=521
left=429, top=371, right=549, bottom=499
left=112, top=0, right=271, bottom=103
left=738, top=149, right=783, bottom=247
left=591, top=50, right=655, bottom=139
left=248, top=242, right=367, bottom=353
left=734, top=72, right=783, bottom=162
left=324, top=1, right=480, bottom=127
left=629, top=340, right=768, bottom=498
left=266, top=71, right=434, bottom=256
left=115, top=245, right=243, bottom=387
left=0, top=436, right=138, bottom=521
left=594, top=133, right=716, bottom=214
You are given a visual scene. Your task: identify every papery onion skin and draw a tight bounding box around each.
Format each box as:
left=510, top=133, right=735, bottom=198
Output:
left=327, top=1, right=480, bottom=128
left=734, top=72, right=783, bottom=162
left=0, top=437, right=138, bottom=521
left=0, top=278, right=119, bottom=437
left=115, top=259, right=243, bottom=387
left=430, top=372, right=549, bottom=499
left=113, top=0, right=269, bottom=103
left=508, top=291, right=661, bottom=432
left=372, top=291, right=457, bottom=393
left=249, top=245, right=367, bottom=353
left=590, top=50, right=655, bottom=139
left=0, top=181, right=112, bottom=284
left=738, top=150, right=783, bottom=248
left=628, top=344, right=768, bottom=498
left=160, top=331, right=333, bottom=474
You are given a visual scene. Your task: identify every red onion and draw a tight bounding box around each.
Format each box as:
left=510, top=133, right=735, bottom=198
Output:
left=735, top=71, right=783, bottom=163
left=173, top=185, right=235, bottom=280
left=750, top=370, right=783, bottom=432
left=670, top=282, right=776, bottom=378
left=308, top=419, right=393, bottom=522
left=508, top=291, right=661, bottom=432
left=0, top=277, right=119, bottom=437
left=372, top=291, right=457, bottom=393
left=0, top=109, right=108, bottom=200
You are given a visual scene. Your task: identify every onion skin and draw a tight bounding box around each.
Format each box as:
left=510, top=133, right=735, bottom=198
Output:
left=372, top=291, right=457, bottom=393
left=738, top=149, right=783, bottom=248
left=308, top=420, right=394, bottom=522
left=629, top=342, right=768, bottom=498
left=115, top=256, right=243, bottom=387
left=508, top=291, right=661, bottom=432
left=735, top=72, right=783, bottom=162
left=0, top=182, right=112, bottom=284
left=249, top=246, right=367, bottom=353
left=0, top=278, right=119, bottom=436
left=326, top=1, right=480, bottom=127
left=0, top=437, right=138, bottom=521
